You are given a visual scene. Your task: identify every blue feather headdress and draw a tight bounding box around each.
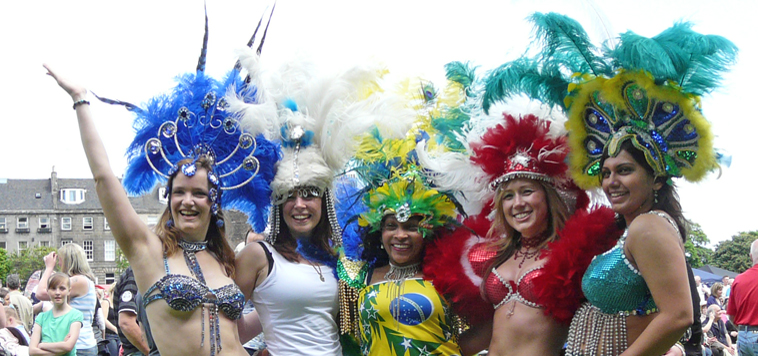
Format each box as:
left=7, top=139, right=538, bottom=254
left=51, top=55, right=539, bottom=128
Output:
left=95, top=8, right=280, bottom=231
left=482, top=12, right=737, bottom=188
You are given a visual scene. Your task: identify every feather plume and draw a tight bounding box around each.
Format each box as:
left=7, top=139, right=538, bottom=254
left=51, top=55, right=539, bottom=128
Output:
left=529, top=12, right=610, bottom=77
left=483, top=57, right=570, bottom=114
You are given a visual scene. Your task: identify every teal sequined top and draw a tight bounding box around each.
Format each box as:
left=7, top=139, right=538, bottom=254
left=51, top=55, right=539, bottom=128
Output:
left=581, top=229, right=659, bottom=316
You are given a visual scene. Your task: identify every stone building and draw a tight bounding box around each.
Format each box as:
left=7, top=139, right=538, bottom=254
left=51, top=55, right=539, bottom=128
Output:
left=0, top=169, right=251, bottom=284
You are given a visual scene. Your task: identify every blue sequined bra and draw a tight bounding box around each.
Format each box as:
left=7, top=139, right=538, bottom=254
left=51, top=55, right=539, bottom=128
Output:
left=565, top=211, right=680, bottom=356
left=580, top=231, right=658, bottom=316
left=142, top=264, right=245, bottom=320
left=142, top=241, right=245, bottom=356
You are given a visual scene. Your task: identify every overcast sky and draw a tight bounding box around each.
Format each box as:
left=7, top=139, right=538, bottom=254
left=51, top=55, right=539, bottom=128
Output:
left=1, top=0, right=755, bottom=246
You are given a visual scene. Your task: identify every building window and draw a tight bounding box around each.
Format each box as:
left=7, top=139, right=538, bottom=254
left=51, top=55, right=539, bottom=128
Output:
left=83, top=240, right=94, bottom=261
left=83, top=217, right=94, bottom=230
left=39, top=217, right=51, bottom=229
left=105, top=273, right=115, bottom=285
left=104, top=218, right=110, bottom=230
left=18, top=241, right=28, bottom=251
left=60, top=240, right=72, bottom=247
left=0, top=217, right=6, bottom=232
left=104, top=240, right=116, bottom=261
left=40, top=241, right=50, bottom=247
left=62, top=217, right=72, bottom=231
left=147, top=215, right=158, bottom=226
left=0, top=242, right=6, bottom=249
left=158, top=187, right=168, bottom=204
left=60, top=188, right=86, bottom=204
left=17, top=217, right=29, bottom=229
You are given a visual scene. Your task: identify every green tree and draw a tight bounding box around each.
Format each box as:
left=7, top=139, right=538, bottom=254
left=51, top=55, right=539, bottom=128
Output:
left=8, top=245, right=57, bottom=288
left=115, top=247, right=129, bottom=274
left=0, top=248, right=12, bottom=285
left=712, top=231, right=758, bottom=274
left=684, top=223, right=713, bottom=268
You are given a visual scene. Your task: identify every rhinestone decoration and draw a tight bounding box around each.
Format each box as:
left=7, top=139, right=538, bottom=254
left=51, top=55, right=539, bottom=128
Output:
left=201, top=92, right=217, bottom=110
left=177, top=107, right=191, bottom=122
left=161, top=122, right=177, bottom=138
left=223, top=118, right=236, bottom=134
left=208, top=172, right=219, bottom=186
left=589, top=113, right=598, bottom=125
left=239, top=134, right=255, bottom=149
left=243, top=156, right=259, bottom=171
left=395, top=202, right=411, bottom=222
left=216, top=98, right=229, bottom=111
left=209, top=188, right=218, bottom=202
left=146, top=139, right=162, bottom=154
left=662, top=102, right=674, bottom=113
left=182, top=163, right=197, bottom=177
left=290, top=125, right=305, bottom=141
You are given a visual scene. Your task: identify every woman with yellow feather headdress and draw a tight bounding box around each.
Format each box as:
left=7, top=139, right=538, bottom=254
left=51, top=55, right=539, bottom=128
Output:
left=479, top=12, right=738, bottom=356
left=335, top=72, right=471, bottom=356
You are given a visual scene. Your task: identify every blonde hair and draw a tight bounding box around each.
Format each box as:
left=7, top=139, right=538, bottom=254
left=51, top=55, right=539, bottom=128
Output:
left=4, top=306, right=18, bottom=320
left=58, top=243, right=95, bottom=281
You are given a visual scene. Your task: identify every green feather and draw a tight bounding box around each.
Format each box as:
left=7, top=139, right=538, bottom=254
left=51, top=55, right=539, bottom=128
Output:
left=608, top=22, right=738, bottom=95
left=529, top=12, right=610, bottom=76
left=483, top=57, right=569, bottom=113
left=444, top=61, right=478, bottom=97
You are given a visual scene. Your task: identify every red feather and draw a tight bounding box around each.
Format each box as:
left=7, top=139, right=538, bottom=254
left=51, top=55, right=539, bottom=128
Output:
left=470, top=113, right=568, bottom=184
left=424, top=209, right=497, bottom=325
left=531, top=206, right=622, bottom=324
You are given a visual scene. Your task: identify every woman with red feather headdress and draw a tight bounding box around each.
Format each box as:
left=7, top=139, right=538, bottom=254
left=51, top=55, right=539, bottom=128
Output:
left=421, top=111, right=620, bottom=355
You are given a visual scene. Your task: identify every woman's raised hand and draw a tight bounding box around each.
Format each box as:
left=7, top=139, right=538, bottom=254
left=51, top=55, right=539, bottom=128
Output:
left=43, top=251, right=58, bottom=270
left=43, top=64, right=87, bottom=101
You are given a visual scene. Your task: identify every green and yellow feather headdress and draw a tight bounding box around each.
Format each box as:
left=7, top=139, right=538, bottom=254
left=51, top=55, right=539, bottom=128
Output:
left=482, top=13, right=737, bottom=189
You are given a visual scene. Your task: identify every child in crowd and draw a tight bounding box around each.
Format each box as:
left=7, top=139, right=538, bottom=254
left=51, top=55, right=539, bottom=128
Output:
left=0, top=306, right=30, bottom=355
left=29, top=273, right=82, bottom=356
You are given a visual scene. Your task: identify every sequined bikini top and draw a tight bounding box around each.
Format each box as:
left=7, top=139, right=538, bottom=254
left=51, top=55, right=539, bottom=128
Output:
left=580, top=211, right=678, bottom=316
left=485, top=266, right=545, bottom=309
left=143, top=247, right=245, bottom=320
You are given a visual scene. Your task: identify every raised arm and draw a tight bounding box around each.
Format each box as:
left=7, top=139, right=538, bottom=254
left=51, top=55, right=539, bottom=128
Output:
left=621, top=214, right=693, bottom=356
left=43, top=65, right=158, bottom=270
left=35, top=251, right=58, bottom=301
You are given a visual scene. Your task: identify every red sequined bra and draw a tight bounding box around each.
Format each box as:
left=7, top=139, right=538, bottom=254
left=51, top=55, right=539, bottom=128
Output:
left=486, top=266, right=545, bottom=309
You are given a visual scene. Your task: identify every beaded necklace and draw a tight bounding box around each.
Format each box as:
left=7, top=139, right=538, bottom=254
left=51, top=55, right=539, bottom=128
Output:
left=176, top=239, right=222, bottom=356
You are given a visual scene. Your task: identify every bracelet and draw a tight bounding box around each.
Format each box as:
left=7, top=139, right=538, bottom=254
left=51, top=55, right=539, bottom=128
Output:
left=73, top=99, right=90, bottom=110
left=673, top=342, right=686, bottom=355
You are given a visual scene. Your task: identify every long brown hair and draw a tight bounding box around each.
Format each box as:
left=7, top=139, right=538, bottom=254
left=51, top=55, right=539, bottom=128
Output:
left=272, top=196, right=338, bottom=263
left=480, top=180, right=570, bottom=294
left=154, top=156, right=236, bottom=279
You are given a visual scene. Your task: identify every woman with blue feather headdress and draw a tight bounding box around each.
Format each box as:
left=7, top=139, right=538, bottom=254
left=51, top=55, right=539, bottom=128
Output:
left=43, top=9, right=279, bottom=356
left=482, top=12, right=737, bottom=356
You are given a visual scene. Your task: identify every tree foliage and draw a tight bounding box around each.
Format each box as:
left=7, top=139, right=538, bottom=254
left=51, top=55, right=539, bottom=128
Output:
left=0, top=249, right=12, bottom=285
left=7, top=245, right=57, bottom=288
left=115, top=248, right=129, bottom=275
left=685, top=223, right=713, bottom=268
left=712, top=231, right=758, bottom=274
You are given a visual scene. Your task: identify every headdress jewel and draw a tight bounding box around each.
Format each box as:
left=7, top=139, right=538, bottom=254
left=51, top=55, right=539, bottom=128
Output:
left=96, top=8, right=279, bottom=231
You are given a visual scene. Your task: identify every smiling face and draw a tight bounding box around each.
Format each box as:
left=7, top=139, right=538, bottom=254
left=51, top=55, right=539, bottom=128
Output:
left=499, top=178, right=549, bottom=239
left=170, top=168, right=212, bottom=242
left=601, top=149, right=662, bottom=224
left=381, top=215, right=425, bottom=267
left=282, top=196, right=323, bottom=239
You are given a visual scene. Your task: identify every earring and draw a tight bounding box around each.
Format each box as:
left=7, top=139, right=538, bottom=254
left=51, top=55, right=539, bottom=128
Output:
left=166, top=219, right=174, bottom=228
left=380, top=244, right=385, bottom=250
left=654, top=190, right=659, bottom=204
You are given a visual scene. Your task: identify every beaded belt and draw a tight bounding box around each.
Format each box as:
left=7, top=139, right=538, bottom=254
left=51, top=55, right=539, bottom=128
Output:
left=565, top=303, right=628, bottom=356
left=739, top=325, right=758, bottom=332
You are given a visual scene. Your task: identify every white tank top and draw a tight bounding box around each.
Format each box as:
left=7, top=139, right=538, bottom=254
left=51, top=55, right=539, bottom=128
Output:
left=252, top=241, right=342, bottom=356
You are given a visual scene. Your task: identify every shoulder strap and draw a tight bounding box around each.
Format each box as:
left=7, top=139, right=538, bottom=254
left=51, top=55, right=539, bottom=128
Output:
left=257, top=241, right=274, bottom=276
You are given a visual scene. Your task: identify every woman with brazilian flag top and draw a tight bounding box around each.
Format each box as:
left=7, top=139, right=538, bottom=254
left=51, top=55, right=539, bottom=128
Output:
left=334, top=71, right=474, bottom=356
